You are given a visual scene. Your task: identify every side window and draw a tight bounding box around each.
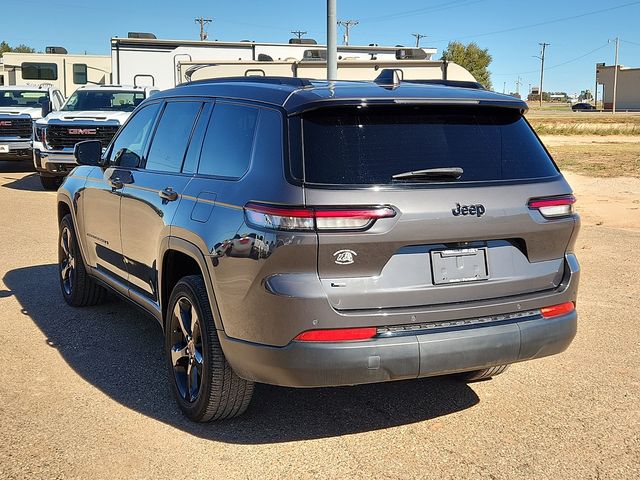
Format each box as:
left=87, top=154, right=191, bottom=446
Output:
left=182, top=103, right=213, bottom=174
left=56, top=91, right=65, bottom=108
left=198, top=103, right=259, bottom=178
left=22, top=62, right=58, bottom=80
left=145, top=101, right=202, bottom=173
left=73, top=64, right=88, bottom=85
left=108, top=103, right=160, bottom=168
left=253, top=108, right=284, bottom=175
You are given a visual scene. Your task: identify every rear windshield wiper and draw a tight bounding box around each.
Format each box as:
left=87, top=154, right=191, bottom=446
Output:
left=392, top=167, right=464, bottom=181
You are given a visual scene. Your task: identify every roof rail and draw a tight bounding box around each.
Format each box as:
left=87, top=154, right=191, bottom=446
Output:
left=374, top=69, right=484, bottom=90
left=180, top=76, right=314, bottom=88
left=404, top=79, right=485, bottom=90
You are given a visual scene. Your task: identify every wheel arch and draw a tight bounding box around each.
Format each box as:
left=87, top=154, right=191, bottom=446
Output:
left=159, top=237, right=225, bottom=333
left=56, top=193, right=92, bottom=270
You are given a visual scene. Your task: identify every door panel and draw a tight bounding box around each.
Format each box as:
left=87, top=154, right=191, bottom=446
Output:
left=120, top=172, right=192, bottom=301
left=81, top=166, right=127, bottom=283
left=120, top=100, right=203, bottom=302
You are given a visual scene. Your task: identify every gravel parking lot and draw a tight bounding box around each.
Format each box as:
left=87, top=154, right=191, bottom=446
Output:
left=1, top=162, right=638, bottom=480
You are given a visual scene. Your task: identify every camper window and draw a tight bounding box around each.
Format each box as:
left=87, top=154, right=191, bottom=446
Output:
left=73, top=64, right=88, bottom=84
left=21, top=62, right=58, bottom=81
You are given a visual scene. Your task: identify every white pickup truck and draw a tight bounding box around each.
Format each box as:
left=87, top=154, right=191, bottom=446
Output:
left=33, top=84, right=158, bottom=189
left=0, top=85, right=64, bottom=163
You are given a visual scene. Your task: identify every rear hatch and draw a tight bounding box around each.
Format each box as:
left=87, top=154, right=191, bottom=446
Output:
left=297, top=104, right=578, bottom=311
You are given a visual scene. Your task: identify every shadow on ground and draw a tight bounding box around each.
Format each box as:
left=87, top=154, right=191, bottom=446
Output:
left=4, top=264, right=480, bottom=444
left=1, top=172, right=45, bottom=192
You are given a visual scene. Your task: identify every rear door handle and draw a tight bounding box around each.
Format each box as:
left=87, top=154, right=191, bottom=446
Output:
left=159, top=187, right=178, bottom=202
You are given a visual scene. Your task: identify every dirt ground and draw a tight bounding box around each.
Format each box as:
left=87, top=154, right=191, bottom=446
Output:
left=541, top=135, right=640, bottom=179
left=0, top=161, right=638, bottom=480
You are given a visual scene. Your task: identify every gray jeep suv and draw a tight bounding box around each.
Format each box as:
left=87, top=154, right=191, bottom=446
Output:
left=57, top=75, right=580, bottom=422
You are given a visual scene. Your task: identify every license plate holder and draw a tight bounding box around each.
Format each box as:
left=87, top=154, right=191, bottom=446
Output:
left=0, top=145, right=9, bottom=153
left=431, top=247, right=489, bottom=285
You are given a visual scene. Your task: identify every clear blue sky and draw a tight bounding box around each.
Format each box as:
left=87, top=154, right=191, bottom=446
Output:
left=4, top=0, right=640, bottom=94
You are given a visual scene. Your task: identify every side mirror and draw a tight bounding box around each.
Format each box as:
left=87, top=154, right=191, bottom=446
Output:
left=74, top=140, right=103, bottom=166
left=113, top=147, right=141, bottom=169
left=41, top=100, right=53, bottom=118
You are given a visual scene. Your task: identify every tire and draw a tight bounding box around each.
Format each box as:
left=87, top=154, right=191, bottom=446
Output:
left=165, top=275, right=254, bottom=422
left=40, top=175, right=62, bottom=191
left=58, top=214, right=106, bottom=307
left=458, top=365, right=510, bottom=382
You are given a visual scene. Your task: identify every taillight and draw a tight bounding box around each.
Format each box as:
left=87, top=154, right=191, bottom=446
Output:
left=294, top=327, right=377, bottom=342
left=528, top=195, right=576, bottom=218
left=540, top=302, right=575, bottom=318
left=244, top=202, right=396, bottom=232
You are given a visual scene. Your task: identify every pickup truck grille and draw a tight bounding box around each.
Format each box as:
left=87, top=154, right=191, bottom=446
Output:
left=0, top=118, right=32, bottom=139
left=46, top=124, right=119, bottom=149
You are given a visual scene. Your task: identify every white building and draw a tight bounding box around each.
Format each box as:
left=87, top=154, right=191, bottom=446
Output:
left=596, top=63, right=640, bottom=111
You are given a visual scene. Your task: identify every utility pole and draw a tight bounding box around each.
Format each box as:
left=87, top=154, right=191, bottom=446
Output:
left=194, top=17, right=212, bottom=41
left=515, top=76, right=522, bottom=97
left=503, top=81, right=506, bottom=94
left=291, top=30, right=307, bottom=40
left=327, top=0, right=337, bottom=81
left=337, top=19, right=358, bottom=46
left=411, top=33, right=427, bottom=48
left=536, top=42, right=550, bottom=107
left=610, top=37, right=620, bottom=114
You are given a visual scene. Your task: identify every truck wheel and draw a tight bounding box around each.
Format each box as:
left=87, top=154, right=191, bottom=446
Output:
left=59, top=214, right=106, bottom=307
left=40, top=175, right=62, bottom=191
left=166, top=275, right=254, bottom=422
left=458, top=365, right=510, bottom=382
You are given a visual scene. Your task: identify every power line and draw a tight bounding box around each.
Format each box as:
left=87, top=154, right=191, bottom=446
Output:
left=492, top=43, right=610, bottom=76
left=361, top=0, right=489, bottom=23
left=431, top=1, right=640, bottom=42
left=291, top=30, right=307, bottom=40
left=194, top=17, right=212, bottom=41
left=621, top=39, right=640, bottom=47
left=412, top=33, right=427, bottom=47
left=337, top=19, right=359, bottom=46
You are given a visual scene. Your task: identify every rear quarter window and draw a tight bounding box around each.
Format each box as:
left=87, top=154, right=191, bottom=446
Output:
left=197, top=102, right=259, bottom=178
left=300, top=106, right=559, bottom=185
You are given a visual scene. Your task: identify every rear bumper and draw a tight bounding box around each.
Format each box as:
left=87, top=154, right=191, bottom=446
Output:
left=220, top=310, right=577, bottom=387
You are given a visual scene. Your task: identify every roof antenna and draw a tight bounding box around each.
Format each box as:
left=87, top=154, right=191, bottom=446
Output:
left=374, top=69, right=403, bottom=86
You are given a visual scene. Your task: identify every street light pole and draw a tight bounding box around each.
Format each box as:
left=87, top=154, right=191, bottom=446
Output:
left=327, top=0, right=337, bottom=81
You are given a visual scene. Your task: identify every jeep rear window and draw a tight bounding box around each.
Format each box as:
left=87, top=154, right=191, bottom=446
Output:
left=300, top=106, right=559, bottom=185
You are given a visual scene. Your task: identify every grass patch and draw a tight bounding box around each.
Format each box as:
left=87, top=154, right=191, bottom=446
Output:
left=533, top=123, right=640, bottom=136
left=547, top=143, right=640, bottom=178
left=528, top=113, right=640, bottom=136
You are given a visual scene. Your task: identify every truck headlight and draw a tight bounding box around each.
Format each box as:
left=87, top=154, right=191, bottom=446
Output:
left=34, top=125, right=47, bottom=144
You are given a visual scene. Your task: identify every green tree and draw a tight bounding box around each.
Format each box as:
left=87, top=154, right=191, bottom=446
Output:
left=441, top=41, right=492, bottom=89
left=0, top=41, right=35, bottom=57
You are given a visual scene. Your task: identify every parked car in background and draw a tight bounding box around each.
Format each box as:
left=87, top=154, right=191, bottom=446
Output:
left=0, top=85, right=64, bottom=162
left=33, top=84, right=158, bottom=190
left=571, top=102, right=596, bottom=112
left=58, top=75, right=580, bottom=422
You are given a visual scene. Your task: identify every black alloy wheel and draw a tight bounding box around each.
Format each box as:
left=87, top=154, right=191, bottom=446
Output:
left=59, top=225, right=76, bottom=296
left=169, top=296, right=205, bottom=403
